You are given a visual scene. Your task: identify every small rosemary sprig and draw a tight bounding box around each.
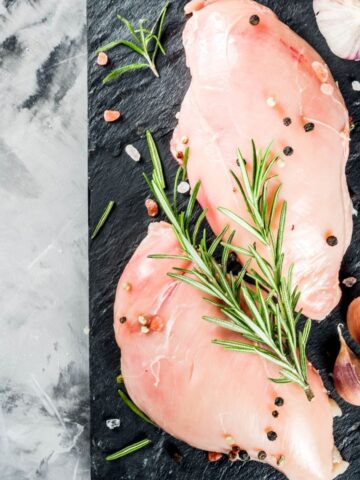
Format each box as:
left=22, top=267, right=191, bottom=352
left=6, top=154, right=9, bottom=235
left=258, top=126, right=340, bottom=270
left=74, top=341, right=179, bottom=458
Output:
left=106, top=438, right=151, bottom=461
left=144, top=131, right=314, bottom=401
left=91, top=200, right=115, bottom=240
left=97, top=2, right=169, bottom=83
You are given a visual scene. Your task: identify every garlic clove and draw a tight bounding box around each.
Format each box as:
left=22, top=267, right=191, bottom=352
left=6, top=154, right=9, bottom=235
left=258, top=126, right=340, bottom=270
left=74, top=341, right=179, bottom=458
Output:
left=331, top=459, right=350, bottom=479
left=347, top=297, right=360, bottom=344
left=331, top=446, right=349, bottom=479
left=333, top=325, right=360, bottom=406
left=329, top=398, right=342, bottom=418
left=313, top=0, right=360, bottom=61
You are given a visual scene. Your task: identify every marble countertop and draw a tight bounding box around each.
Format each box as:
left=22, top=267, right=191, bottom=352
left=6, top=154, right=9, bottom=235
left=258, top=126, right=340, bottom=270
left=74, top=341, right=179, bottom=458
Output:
left=0, top=1, right=89, bottom=479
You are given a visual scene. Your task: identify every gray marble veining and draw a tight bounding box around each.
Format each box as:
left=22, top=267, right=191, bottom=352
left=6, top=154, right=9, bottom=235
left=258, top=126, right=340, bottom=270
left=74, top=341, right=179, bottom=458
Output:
left=0, top=1, right=89, bottom=479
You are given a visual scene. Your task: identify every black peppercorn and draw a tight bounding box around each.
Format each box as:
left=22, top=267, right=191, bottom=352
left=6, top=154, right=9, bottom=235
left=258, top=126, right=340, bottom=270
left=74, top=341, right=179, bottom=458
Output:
left=272, top=410, right=279, bottom=418
left=304, top=122, right=315, bottom=132
left=249, top=14, right=260, bottom=25
left=239, top=450, right=250, bottom=461
left=274, top=397, right=284, bottom=407
left=283, top=146, right=294, bottom=156
left=283, top=117, right=292, bottom=126
left=258, top=451, right=267, bottom=461
left=267, top=431, right=278, bottom=441
left=119, top=316, right=127, bottom=324
left=326, top=235, right=338, bottom=246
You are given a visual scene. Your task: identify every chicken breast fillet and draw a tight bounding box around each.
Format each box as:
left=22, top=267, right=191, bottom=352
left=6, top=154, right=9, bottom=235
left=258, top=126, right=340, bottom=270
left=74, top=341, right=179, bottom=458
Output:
left=171, top=0, right=353, bottom=320
left=114, top=222, right=348, bottom=480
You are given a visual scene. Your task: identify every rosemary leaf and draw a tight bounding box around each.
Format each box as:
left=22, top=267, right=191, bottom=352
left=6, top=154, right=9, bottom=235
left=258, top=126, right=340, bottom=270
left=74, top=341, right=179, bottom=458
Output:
left=117, top=14, right=141, bottom=42
left=146, top=130, right=165, bottom=189
left=91, top=201, right=115, bottom=240
left=218, top=207, right=266, bottom=244
left=203, top=316, right=245, bottom=334
left=118, top=390, right=157, bottom=426
left=148, top=253, right=191, bottom=261
left=182, top=147, right=189, bottom=181
left=151, top=1, right=169, bottom=62
left=97, top=40, right=143, bottom=54
left=106, top=439, right=151, bottom=461
left=103, top=63, right=149, bottom=83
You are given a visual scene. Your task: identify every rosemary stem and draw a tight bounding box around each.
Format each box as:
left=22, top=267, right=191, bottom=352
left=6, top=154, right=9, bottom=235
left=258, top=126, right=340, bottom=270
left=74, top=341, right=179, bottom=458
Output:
left=305, top=385, right=315, bottom=402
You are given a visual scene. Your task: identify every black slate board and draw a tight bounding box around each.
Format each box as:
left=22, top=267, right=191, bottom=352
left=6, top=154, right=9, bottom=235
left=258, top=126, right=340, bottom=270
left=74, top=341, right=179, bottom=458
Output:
left=88, top=1, right=360, bottom=479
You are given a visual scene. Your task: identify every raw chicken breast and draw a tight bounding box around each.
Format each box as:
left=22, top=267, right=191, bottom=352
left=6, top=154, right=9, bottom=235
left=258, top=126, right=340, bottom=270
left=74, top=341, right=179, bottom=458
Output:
left=171, top=0, right=353, bottom=320
left=114, top=222, right=348, bottom=480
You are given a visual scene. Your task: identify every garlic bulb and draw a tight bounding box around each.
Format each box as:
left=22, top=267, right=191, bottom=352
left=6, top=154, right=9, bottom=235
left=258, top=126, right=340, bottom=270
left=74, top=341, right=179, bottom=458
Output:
left=313, top=0, right=360, bottom=61
left=333, top=325, right=360, bottom=406
left=347, top=297, right=360, bottom=344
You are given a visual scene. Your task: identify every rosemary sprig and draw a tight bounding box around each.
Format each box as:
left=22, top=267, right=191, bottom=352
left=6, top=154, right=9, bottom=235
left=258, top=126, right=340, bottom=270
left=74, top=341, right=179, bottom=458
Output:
left=106, top=438, right=151, bottom=461
left=144, top=132, right=314, bottom=401
left=97, top=2, right=169, bottom=82
left=91, top=200, right=115, bottom=240
left=118, top=389, right=157, bottom=427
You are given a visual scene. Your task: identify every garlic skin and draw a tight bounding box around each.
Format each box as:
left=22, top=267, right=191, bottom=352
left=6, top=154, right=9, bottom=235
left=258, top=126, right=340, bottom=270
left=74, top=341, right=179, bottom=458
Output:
left=333, top=326, right=360, bottom=406
left=313, top=0, right=360, bottom=61
left=347, top=297, right=360, bottom=344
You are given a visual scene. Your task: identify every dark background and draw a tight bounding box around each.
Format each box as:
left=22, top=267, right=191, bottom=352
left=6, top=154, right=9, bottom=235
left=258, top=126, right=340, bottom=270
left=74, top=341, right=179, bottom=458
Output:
left=88, top=1, right=360, bottom=478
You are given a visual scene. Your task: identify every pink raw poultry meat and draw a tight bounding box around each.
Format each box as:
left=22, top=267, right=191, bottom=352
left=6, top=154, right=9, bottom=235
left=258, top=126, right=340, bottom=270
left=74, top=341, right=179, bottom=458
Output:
left=114, top=222, right=348, bottom=480
left=171, top=0, right=353, bottom=320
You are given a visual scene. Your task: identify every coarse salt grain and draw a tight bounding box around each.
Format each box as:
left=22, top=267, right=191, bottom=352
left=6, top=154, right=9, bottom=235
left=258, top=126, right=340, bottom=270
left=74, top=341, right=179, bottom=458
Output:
left=208, top=452, right=222, bottom=462
left=106, top=418, right=120, bottom=430
left=141, top=326, right=150, bottom=334
left=138, top=315, right=148, bottom=325
left=266, top=97, right=276, bottom=107
left=145, top=198, right=159, bottom=217
left=104, top=110, right=121, bottom=122
left=175, top=112, right=180, bottom=120
left=312, top=61, right=329, bottom=83
left=342, top=277, right=357, bottom=288
left=125, top=144, right=141, bottom=162
left=150, top=315, right=164, bottom=332
left=97, top=52, right=108, bottom=66
left=353, top=208, right=358, bottom=217
left=321, top=83, right=334, bottom=96
left=177, top=181, right=190, bottom=194
left=352, top=80, right=360, bottom=92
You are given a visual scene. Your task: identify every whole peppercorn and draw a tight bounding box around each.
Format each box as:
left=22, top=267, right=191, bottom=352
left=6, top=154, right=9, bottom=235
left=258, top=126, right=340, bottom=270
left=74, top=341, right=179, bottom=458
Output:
left=327, top=235, right=338, bottom=246
left=249, top=14, right=260, bottom=25
left=239, top=450, right=250, bottom=461
left=283, top=146, right=294, bottom=156
left=272, top=410, right=279, bottom=418
left=304, top=122, right=315, bottom=132
left=275, top=397, right=284, bottom=407
left=267, top=431, right=278, bottom=441
left=258, top=451, right=267, bottom=461
left=283, top=117, right=292, bottom=126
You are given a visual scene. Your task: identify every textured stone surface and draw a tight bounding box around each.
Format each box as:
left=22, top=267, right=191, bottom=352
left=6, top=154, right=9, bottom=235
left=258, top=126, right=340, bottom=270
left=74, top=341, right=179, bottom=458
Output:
left=88, top=1, right=360, bottom=479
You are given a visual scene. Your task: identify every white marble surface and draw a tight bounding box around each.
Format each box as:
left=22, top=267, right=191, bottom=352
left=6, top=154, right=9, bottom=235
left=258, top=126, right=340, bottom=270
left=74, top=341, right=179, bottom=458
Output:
left=0, top=1, right=89, bottom=479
